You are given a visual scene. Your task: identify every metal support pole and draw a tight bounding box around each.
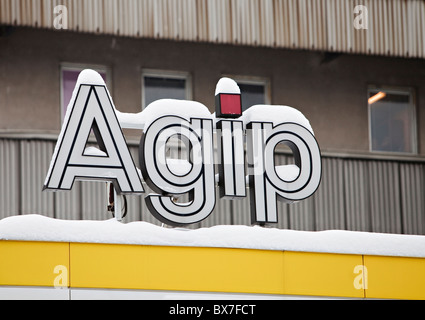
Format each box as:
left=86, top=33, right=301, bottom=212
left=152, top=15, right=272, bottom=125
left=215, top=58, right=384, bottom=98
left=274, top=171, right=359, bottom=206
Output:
left=114, top=187, right=123, bottom=222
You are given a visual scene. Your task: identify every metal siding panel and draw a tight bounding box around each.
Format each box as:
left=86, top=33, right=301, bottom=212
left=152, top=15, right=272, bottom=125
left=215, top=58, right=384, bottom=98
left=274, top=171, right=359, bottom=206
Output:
left=2, top=0, right=425, bottom=58
left=80, top=181, right=108, bottom=221
left=368, top=161, right=402, bottom=234
left=288, top=198, right=315, bottom=231
left=276, top=201, right=290, bottom=229
left=2, top=137, right=425, bottom=236
left=400, top=163, right=425, bottom=235
left=140, top=192, right=162, bottom=226
left=343, top=159, right=370, bottom=232
left=313, top=157, right=346, bottom=231
left=199, top=187, right=232, bottom=228
left=123, top=194, right=143, bottom=223
left=231, top=193, right=251, bottom=226
left=0, top=139, right=20, bottom=218
left=274, top=151, right=314, bottom=230
left=54, top=182, right=81, bottom=220
left=19, top=140, right=54, bottom=217
left=368, top=161, right=381, bottom=232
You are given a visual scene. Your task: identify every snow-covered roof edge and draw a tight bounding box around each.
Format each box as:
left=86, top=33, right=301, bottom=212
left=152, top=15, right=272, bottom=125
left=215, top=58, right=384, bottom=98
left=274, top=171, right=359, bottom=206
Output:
left=1, top=215, right=425, bottom=258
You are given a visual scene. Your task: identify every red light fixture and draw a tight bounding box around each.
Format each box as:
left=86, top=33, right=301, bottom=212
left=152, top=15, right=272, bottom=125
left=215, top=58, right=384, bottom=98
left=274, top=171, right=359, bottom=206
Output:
left=215, top=93, right=242, bottom=118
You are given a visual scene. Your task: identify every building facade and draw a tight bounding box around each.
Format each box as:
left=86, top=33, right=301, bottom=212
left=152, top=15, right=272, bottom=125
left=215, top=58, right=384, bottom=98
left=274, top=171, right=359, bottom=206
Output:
left=1, top=0, right=425, bottom=234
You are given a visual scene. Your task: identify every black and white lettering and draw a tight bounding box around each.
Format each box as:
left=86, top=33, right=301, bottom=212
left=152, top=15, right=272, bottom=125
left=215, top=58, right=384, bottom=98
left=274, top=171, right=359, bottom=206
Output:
left=44, top=72, right=322, bottom=226
left=140, top=115, right=216, bottom=226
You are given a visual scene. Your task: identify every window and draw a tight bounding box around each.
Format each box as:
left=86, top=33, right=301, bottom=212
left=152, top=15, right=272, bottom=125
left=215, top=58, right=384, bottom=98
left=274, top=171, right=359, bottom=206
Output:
left=368, top=86, right=416, bottom=153
left=231, top=77, right=270, bottom=112
left=61, top=64, right=109, bottom=122
left=142, top=70, right=191, bottom=109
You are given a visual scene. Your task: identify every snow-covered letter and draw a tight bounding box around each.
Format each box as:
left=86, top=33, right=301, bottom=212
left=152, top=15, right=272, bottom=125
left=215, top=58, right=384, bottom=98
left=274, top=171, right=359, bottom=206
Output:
left=246, top=122, right=321, bottom=224
left=43, top=70, right=144, bottom=194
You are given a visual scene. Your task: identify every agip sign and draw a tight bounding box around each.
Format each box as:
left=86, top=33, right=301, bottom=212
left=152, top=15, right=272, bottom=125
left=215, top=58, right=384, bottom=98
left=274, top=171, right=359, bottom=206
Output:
left=44, top=70, right=321, bottom=226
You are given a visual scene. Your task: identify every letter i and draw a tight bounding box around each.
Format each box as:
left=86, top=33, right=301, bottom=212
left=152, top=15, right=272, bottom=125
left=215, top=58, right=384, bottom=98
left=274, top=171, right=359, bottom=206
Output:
left=215, top=78, right=246, bottom=199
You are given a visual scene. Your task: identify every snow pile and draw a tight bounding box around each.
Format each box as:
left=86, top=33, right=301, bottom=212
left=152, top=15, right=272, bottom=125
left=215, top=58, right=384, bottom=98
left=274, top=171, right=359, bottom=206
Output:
left=215, top=77, right=241, bottom=95
left=142, top=99, right=213, bottom=132
left=117, top=99, right=213, bottom=132
left=275, top=164, right=300, bottom=182
left=115, top=110, right=146, bottom=130
left=83, top=146, right=107, bottom=157
left=166, top=159, right=192, bottom=176
left=241, top=104, right=314, bottom=134
left=1, top=214, right=425, bottom=258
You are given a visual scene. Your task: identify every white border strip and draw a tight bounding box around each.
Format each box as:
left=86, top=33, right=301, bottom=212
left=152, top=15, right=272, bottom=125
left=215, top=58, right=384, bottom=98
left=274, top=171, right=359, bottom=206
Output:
left=0, top=286, right=356, bottom=300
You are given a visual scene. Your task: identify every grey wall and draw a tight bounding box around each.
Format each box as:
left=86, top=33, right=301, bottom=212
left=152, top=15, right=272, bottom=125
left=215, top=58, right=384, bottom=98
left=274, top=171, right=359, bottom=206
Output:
left=1, top=27, right=425, bottom=155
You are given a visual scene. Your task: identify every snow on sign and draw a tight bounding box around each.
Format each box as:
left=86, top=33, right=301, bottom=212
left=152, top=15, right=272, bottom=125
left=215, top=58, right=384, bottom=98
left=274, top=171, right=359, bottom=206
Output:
left=43, top=70, right=322, bottom=226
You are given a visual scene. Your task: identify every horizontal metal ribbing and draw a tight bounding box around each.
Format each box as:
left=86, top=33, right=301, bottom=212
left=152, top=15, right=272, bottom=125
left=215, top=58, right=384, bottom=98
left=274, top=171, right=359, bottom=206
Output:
left=0, top=0, right=424, bottom=59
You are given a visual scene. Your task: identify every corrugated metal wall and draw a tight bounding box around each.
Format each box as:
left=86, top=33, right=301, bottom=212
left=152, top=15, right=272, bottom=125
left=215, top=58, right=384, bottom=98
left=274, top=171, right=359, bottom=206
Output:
left=1, top=137, right=424, bottom=234
left=0, top=0, right=424, bottom=59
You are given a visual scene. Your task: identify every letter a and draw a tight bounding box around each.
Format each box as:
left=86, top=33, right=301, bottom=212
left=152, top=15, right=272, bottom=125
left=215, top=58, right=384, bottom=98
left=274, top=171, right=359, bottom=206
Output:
left=53, top=5, right=68, bottom=30
left=53, top=265, right=68, bottom=288
left=43, top=69, right=144, bottom=194
left=353, top=5, right=368, bottom=30
left=353, top=265, right=368, bottom=290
